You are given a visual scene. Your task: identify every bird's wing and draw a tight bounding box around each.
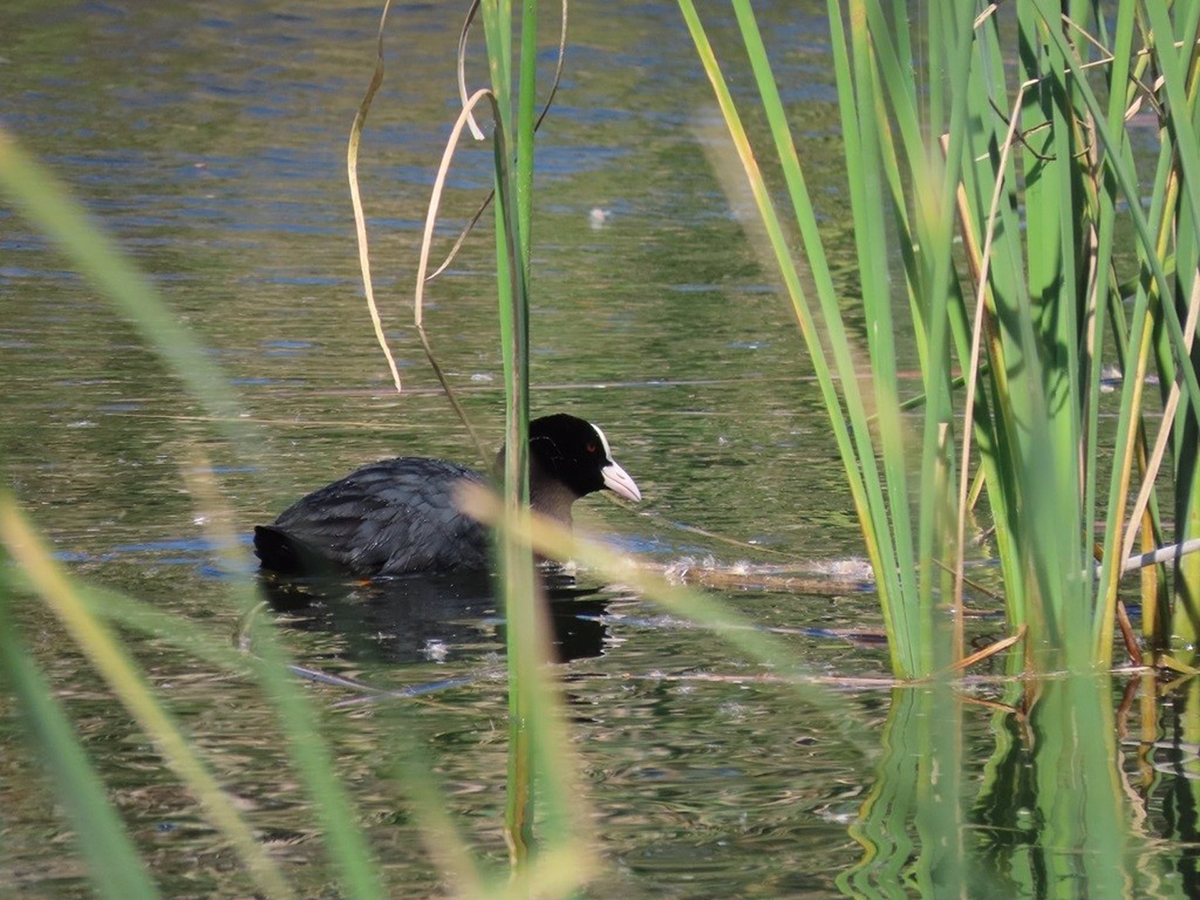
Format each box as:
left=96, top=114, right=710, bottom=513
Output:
left=267, top=458, right=489, bottom=575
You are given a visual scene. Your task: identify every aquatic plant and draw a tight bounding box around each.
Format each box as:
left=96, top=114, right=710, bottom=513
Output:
left=679, top=0, right=1200, bottom=677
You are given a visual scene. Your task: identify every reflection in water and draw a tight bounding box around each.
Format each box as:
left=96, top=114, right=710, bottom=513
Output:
left=840, top=684, right=965, bottom=898
left=840, top=676, right=1199, bottom=899
left=1148, top=677, right=1200, bottom=897
left=259, top=568, right=611, bottom=665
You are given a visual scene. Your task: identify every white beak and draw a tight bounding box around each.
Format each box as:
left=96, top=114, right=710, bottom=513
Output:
left=602, top=460, right=642, bottom=502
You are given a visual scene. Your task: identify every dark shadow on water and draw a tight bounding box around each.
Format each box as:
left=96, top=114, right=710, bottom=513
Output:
left=259, top=568, right=610, bottom=665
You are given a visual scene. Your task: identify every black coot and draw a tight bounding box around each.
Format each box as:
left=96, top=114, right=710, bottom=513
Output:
left=254, top=413, right=641, bottom=576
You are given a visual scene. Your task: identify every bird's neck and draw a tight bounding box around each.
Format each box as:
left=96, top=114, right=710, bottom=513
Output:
left=530, top=480, right=577, bottom=526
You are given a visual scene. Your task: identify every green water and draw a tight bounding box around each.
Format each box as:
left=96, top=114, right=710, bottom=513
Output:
left=3, top=2, right=1199, bottom=898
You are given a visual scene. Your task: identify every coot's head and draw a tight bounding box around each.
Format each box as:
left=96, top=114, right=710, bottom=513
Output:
left=527, top=413, right=641, bottom=503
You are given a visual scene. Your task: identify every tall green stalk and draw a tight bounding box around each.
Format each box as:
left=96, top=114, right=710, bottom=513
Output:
left=479, top=0, right=536, bottom=862
left=479, top=0, right=580, bottom=872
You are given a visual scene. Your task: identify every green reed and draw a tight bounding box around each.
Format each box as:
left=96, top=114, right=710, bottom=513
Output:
left=675, top=4, right=1200, bottom=891
left=477, top=0, right=591, bottom=873
left=679, top=0, right=1200, bottom=676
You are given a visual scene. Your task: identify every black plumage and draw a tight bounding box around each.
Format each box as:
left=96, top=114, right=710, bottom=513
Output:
left=254, top=414, right=640, bottom=577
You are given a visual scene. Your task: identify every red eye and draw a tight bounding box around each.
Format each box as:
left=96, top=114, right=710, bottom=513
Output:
left=586, top=443, right=596, bottom=453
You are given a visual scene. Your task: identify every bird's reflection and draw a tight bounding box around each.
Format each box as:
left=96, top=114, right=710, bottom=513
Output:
left=260, top=568, right=610, bottom=665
